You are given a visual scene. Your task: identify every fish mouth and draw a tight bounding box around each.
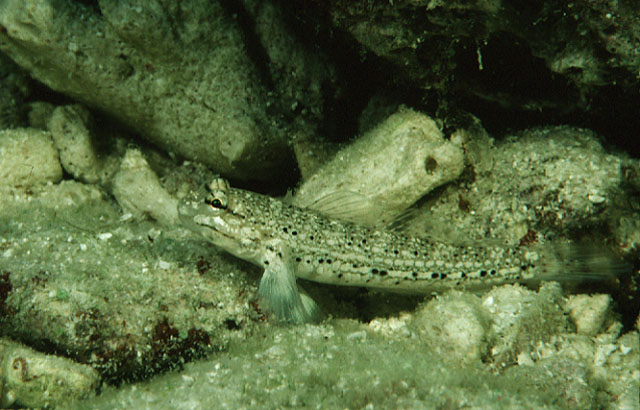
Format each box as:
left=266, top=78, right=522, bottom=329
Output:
left=193, top=219, right=234, bottom=239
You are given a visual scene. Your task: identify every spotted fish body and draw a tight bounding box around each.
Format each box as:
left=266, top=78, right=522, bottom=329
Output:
left=178, top=178, right=546, bottom=323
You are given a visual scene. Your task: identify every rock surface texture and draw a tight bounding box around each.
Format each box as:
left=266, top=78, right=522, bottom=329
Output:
left=0, top=0, right=333, bottom=180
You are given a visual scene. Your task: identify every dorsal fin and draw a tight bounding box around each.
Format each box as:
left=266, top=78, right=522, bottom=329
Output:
left=294, top=190, right=391, bottom=227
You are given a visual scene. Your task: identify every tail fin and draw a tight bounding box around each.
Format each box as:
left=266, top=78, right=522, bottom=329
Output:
left=533, top=240, right=629, bottom=283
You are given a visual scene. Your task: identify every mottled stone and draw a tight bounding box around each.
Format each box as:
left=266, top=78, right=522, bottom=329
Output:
left=112, top=149, right=178, bottom=225
left=0, top=0, right=308, bottom=180
left=0, top=338, right=99, bottom=408
left=412, top=291, right=489, bottom=364
left=567, top=294, right=612, bottom=336
left=294, top=107, right=464, bottom=226
left=0, top=180, right=258, bottom=382
left=0, top=128, right=62, bottom=187
left=48, top=105, right=119, bottom=185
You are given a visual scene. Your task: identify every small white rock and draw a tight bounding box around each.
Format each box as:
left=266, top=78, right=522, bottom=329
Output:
left=567, top=294, right=611, bottom=336
left=587, top=193, right=606, bottom=204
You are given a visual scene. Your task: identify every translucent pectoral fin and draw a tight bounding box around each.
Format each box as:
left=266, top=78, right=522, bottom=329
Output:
left=258, top=246, right=322, bottom=324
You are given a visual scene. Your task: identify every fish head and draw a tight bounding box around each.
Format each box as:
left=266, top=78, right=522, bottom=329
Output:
left=178, top=177, right=264, bottom=263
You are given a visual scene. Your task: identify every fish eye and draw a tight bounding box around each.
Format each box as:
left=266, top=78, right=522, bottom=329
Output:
left=205, top=192, right=227, bottom=210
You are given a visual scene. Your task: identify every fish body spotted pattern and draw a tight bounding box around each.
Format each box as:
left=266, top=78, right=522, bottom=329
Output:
left=178, top=178, right=542, bottom=323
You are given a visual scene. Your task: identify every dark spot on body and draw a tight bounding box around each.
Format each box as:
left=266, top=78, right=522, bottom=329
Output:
left=362, top=239, right=367, bottom=244
left=318, top=259, right=324, bottom=263
left=440, top=273, right=447, bottom=279
left=393, top=249, right=399, bottom=255
left=292, top=231, right=297, bottom=236
left=480, top=270, right=487, bottom=277
left=414, top=251, right=418, bottom=256
left=521, top=265, right=528, bottom=271
left=380, top=270, right=388, bottom=276
left=371, top=268, right=379, bottom=274
left=431, top=273, right=439, bottom=279
left=460, top=272, right=467, bottom=278
left=264, top=261, right=269, bottom=266
left=282, top=227, right=288, bottom=233
left=326, top=259, right=332, bottom=264
left=338, top=273, right=344, bottom=279
left=490, top=269, right=497, bottom=275
left=309, top=235, right=314, bottom=240
left=295, top=257, right=302, bottom=262
left=412, top=272, right=418, bottom=278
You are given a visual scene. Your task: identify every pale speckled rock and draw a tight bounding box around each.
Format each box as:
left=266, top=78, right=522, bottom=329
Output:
left=0, top=128, right=62, bottom=187
left=368, top=313, right=412, bottom=339
left=47, top=105, right=120, bottom=185
left=66, top=319, right=640, bottom=410
left=0, top=180, right=258, bottom=382
left=411, top=291, right=490, bottom=364
left=0, top=338, right=99, bottom=408
left=607, top=332, right=640, bottom=410
left=0, top=0, right=294, bottom=180
left=524, top=327, right=639, bottom=410
left=482, top=282, right=568, bottom=366
left=404, top=126, right=630, bottom=247
left=111, top=148, right=179, bottom=225
left=294, top=107, right=464, bottom=226
left=61, top=323, right=557, bottom=409
left=567, top=294, right=612, bottom=336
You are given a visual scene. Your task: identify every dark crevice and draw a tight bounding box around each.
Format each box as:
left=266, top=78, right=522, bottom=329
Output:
left=218, top=0, right=274, bottom=91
